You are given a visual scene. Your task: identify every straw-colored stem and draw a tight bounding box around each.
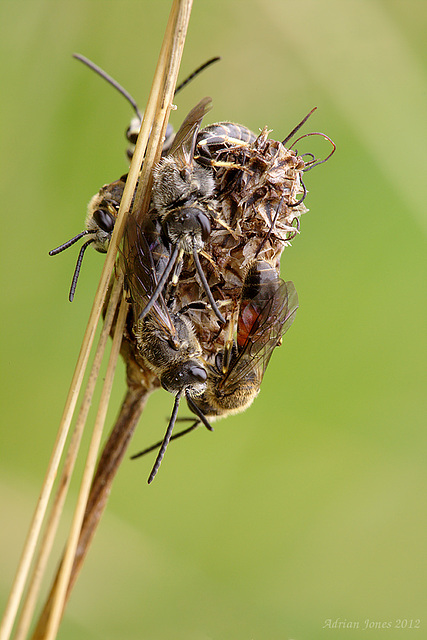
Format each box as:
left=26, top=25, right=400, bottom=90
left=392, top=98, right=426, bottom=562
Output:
left=1, top=6, right=157, bottom=639
left=35, top=295, right=128, bottom=640
left=31, top=378, right=157, bottom=638
left=0, top=45, right=149, bottom=640
left=2, top=2, right=193, bottom=639
left=0, top=280, right=117, bottom=640
left=132, top=0, right=193, bottom=225
left=12, top=274, right=123, bottom=640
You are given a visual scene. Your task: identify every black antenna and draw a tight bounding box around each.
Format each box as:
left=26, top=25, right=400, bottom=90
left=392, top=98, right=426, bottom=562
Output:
left=147, top=391, right=183, bottom=484
left=73, top=53, right=143, bottom=120
left=192, top=248, right=225, bottom=323
left=139, top=244, right=180, bottom=320
left=73, top=53, right=221, bottom=120
left=175, top=56, right=221, bottom=95
left=49, top=229, right=92, bottom=256
left=145, top=391, right=213, bottom=482
left=69, top=238, right=95, bottom=302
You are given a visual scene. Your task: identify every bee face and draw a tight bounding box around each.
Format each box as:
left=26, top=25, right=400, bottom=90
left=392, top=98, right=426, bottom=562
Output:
left=49, top=175, right=127, bottom=301
left=126, top=118, right=175, bottom=161
left=85, top=177, right=126, bottom=252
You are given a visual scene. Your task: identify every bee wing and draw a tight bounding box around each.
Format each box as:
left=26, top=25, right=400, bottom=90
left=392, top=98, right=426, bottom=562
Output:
left=223, top=279, right=298, bottom=388
left=168, top=96, right=212, bottom=168
left=122, top=216, right=176, bottom=336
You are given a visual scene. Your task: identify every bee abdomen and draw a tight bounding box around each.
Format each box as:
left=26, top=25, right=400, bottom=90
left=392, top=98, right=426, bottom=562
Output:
left=196, top=122, right=257, bottom=159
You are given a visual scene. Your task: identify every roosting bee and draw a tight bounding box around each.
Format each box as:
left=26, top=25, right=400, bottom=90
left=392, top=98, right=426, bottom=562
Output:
left=49, top=175, right=127, bottom=301
left=122, top=216, right=214, bottom=483
left=196, top=107, right=335, bottom=214
left=191, top=260, right=298, bottom=418
left=49, top=54, right=220, bottom=301
left=143, top=96, right=226, bottom=324
left=195, top=121, right=257, bottom=168
left=131, top=260, right=298, bottom=460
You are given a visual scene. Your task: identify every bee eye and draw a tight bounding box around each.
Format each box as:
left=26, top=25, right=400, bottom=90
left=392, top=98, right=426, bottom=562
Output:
left=93, top=209, right=115, bottom=232
left=196, top=212, right=211, bottom=242
left=188, top=365, right=207, bottom=384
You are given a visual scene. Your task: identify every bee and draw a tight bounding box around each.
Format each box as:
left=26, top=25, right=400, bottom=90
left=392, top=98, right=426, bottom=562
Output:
left=195, top=121, right=257, bottom=168
left=131, top=260, right=298, bottom=460
left=192, top=260, right=298, bottom=418
left=49, top=175, right=127, bottom=301
left=143, top=96, right=226, bottom=324
left=195, top=107, right=333, bottom=209
left=49, top=54, right=220, bottom=301
left=122, top=216, right=213, bottom=483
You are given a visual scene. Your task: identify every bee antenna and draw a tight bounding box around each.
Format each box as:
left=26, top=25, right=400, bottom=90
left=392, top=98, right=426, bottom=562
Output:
left=175, top=56, right=221, bottom=95
left=73, top=53, right=143, bottom=121
left=192, top=248, right=225, bottom=323
left=130, top=420, right=201, bottom=460
left=148, top=391, right=183, bottom=484
left=49, top=230, right=93, bottom=256
left=282, top=107, right=317, bottom=146
left=68, top=238, right=95, bottom=302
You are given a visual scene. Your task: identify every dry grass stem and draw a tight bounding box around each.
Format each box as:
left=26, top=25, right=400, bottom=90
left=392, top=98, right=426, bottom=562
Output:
left=0, top=1, right=195, bottom=639
left=37, top=295, right=128, bottom=640
left=12, top=274, right=124, bottom=640
left=132, top=0, right=193, bottom=225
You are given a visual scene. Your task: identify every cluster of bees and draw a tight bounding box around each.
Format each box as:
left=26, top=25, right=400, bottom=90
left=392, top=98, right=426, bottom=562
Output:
left=50, top=57, right=334, bottom=482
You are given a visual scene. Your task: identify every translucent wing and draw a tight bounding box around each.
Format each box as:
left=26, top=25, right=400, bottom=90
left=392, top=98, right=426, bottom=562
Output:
left=122, top=216, right=176, bottom=336
left=219, top=277, right=298, bottom=392
left=167, top=96, right=212, bottom=169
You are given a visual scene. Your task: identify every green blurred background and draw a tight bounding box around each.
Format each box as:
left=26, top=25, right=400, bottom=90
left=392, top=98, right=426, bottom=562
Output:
left=1, top=1, right=426, bottom=638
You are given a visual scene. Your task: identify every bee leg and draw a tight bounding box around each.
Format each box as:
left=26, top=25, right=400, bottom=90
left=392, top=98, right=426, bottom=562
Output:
left=192, top=248, right=225, bottom=324
left=196, top=155, right=250, bottom=173
left=178, top=300, right=208, bottom=315
left=185, top=392, right=213, bottom=431
left=139, top=243, right=180, bottom=319
left=164, top=250, right=185, bottom=310
left=130, top=419, right=201, bottom=460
